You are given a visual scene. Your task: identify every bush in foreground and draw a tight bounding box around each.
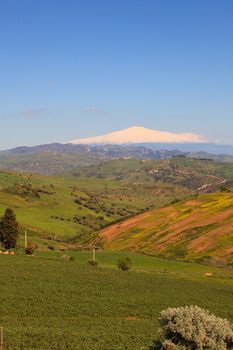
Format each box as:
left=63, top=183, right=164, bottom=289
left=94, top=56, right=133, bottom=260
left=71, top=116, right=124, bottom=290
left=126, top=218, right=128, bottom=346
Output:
left=88, top=259, right=98, bottom=267
left=25, top=242, right=38, bottom=255
left=150, top=305, right=233, bottom=350
left=117, top=257, right=132, bottom=271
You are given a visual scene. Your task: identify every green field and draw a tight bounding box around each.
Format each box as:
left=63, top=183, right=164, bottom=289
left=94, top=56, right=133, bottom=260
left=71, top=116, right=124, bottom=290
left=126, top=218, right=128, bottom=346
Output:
left=0, top=251, right=233, bottom=350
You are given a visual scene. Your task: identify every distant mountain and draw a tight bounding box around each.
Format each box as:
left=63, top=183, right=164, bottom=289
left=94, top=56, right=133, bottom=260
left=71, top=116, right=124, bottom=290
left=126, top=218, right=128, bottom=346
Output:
left=0, top=140, right=233, bottom=175
left=144, top=142, right=233, bottom=156
left=0, top=143, right=93, bottom=156
left=69, top=126, right=205, bottom=144
left=0, top=126, right=232, bottom=174
left=0, top=144, right=186, bottom=175
left=0, top=143, right=185, bottom=160
left=69, top=126, right=233, bottom=156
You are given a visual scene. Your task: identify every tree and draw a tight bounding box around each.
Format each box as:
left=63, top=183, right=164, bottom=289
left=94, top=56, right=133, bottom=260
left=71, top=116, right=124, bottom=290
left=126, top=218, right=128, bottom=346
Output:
left=0, top=208, right=19, bottom=250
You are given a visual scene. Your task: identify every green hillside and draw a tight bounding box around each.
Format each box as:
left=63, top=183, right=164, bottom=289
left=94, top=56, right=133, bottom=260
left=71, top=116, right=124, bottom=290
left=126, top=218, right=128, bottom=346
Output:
left=1, top=157, right=233, bottom=259
left=0, top=168, right=187, bottom=249
left=71, top=157, right=233, bottom=191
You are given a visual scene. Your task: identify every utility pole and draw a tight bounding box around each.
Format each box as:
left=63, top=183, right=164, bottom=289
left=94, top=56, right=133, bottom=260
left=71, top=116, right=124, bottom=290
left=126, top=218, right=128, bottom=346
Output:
left=25, top=229, right=28, bottom=249
left=0, top=326, right=3, bottom=350
left=92, top=248, right=96, bottom=261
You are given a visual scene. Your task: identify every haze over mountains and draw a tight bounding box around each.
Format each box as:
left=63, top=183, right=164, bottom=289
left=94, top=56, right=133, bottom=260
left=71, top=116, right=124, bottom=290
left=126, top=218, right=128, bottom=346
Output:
left=0, top=126, right=233, bottom=175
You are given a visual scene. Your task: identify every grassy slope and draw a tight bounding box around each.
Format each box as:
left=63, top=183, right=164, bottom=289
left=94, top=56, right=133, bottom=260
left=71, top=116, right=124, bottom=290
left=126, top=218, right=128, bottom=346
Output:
left=0, top=252, right=233, bottom=350
left=0, top=169, right=187, bottom=248
left=0, top=157, right=233, bottom=255
left=71, top=157, right=233, bottom=190
left=100, top=192, right=233, bottom=264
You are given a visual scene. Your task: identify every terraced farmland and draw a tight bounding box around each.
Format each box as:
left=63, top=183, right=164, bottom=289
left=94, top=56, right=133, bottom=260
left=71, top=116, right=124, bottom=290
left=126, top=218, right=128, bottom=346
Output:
left=100, top=193, right=233, bottom=265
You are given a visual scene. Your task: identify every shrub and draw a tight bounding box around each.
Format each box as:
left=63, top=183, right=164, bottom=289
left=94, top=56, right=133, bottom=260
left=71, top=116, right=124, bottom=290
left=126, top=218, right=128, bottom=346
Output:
left=151, top=305, right=233, bottom=350
left=117, top=257, right=132, bottom=271
left=25, top=242, right=38, bottom=255
left=88, top=259, right=98, bottom=267
left=171, top=198, right=181, bottom=204
left=61, top=254, right=74, bottom=261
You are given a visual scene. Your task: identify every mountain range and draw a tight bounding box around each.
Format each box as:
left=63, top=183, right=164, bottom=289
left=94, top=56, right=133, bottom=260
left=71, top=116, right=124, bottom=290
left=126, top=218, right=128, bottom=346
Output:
left=0, top=126, right=233, bottom=175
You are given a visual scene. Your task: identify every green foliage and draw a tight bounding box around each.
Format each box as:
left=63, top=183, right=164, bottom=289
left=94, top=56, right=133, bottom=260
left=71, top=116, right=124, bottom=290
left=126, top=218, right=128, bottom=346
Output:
left=0, top=208, right=19, bottom=249
left=117, top=257, right=132, bottom=271
left=152, top=306, right=233, bottom=350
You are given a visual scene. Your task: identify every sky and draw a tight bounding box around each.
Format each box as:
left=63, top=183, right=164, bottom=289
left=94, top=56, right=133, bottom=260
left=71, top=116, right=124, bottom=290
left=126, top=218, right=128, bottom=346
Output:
left=0, top=0, right=233, bottom=149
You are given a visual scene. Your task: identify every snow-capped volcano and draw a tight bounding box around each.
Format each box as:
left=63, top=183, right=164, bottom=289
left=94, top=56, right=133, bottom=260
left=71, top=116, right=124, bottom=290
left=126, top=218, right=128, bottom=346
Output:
left=69, top=126, right=205, bottom=145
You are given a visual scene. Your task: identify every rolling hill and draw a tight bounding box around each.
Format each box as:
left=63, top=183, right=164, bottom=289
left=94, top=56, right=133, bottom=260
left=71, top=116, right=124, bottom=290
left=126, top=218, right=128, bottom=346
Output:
left=100, top=192, right=233, bottom=265
left=0, top=167, right=188, bottom=249
left=0, top=157, right=233, bottom=264
left=70, top=157, right=233, bottom=192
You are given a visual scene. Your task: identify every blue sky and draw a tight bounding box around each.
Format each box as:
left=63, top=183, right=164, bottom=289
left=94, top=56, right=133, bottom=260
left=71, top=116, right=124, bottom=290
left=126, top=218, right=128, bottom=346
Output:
left=0, top=0, right=233, bottom=149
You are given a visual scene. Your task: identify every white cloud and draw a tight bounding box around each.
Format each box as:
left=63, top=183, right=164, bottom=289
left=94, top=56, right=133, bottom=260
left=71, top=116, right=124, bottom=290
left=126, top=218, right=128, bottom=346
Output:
left=81, top=107, right=99, bottom=113
left=20, top=108, right=47, bottom=118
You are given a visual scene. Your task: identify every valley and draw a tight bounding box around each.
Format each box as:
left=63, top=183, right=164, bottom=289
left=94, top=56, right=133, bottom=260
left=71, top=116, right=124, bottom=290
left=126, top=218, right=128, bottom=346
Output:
left=0, top=163, right=188, bottom=249
left=0, top=157, right=233, bottom=265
